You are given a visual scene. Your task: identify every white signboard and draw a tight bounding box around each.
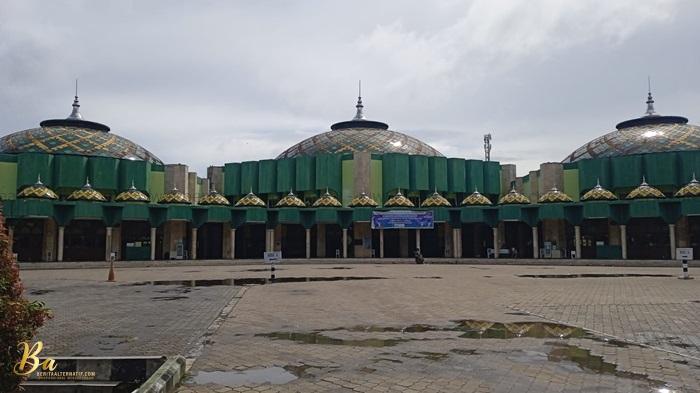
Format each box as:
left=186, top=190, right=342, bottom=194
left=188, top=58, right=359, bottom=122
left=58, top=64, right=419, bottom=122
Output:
left=264, top=251, right=282, bottom=263
left=676, top=248, right=693, bottom=261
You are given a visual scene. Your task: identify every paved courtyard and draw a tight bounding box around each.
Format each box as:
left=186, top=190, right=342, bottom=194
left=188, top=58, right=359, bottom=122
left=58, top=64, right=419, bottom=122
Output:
left=20, top=263, right=700, bottom=392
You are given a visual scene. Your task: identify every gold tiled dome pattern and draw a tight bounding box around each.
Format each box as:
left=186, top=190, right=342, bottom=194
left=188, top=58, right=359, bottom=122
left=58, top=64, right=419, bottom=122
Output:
left=461, top=189, right=492, bottom=206
left=235, top=191, right=266, bottom=207
left=0, top=125, right=162, bottom=164
left=199, top=189, right=230, bottom=206
left=538, top=187, right=573, bottom=203
left=313, top=190, right=342, bottom=207
left=17, top=176, right=58, bottom=200
left=276, top=190, right=306, bottom=208
left=158, top=188, right=191, bottom=204
left=626, top=178, right=665, bottom=200
left=581, top=180, right=618, bottom=201
left=349, top=192, right=378, bottom=207
left=675, top=175, right=700, bottom=197
left=498, top=188, right=530, bottom=205
left=115, top=183, right=149, bottom=203
left=67, top=179, right=107, bottom=202
left=421, top=190, right=451, bottom=207
left=384, top=190, right=414, bottom=208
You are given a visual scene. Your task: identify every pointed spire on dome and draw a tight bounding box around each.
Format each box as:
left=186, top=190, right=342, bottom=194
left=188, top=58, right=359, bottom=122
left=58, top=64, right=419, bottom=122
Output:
left=645, top=76, right=657, bottom=117
left=129, top=179, right=137, bottom=190
left=36, top=173, right=43, bottom=185
left=353, top=80, right=365, bottom=120
left=68, top=79, right=83, bottom=120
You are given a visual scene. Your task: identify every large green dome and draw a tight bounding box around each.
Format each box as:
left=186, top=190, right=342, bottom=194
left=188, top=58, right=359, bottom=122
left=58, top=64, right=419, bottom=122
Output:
left=563, top=93, right=700, bottom=163
left=0, top=96, right=162, bottom=164
left=277, top=96, right=443, bottom=159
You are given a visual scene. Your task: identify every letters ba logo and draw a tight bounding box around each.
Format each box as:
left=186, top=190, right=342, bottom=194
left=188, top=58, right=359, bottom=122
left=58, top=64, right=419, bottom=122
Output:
left=13, top=341, right=56, bottom=376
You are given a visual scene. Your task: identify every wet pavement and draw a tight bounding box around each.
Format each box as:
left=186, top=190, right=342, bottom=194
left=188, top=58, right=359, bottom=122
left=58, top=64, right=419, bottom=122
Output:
left=19, top=263, right=700, bottom=392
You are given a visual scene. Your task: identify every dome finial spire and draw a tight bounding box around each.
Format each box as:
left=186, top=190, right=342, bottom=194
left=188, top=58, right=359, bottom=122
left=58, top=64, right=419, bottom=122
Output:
left=353, top=80, right=365, bottom=120
left=68, top=79, right=83, bottom=120
left=645, top=76, right=657, bottom=117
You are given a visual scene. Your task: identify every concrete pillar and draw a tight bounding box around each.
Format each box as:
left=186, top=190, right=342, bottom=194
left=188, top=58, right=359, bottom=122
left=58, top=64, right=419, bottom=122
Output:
left=532, top=226, right=539, bottom=259
left=7, top=226, right=13, bottom=257
left=150, top=227, right=157, bottom=261
left=492, top=227, right=499, bottom=259
left=453, top=227, right=462, bottom=258
left=266, top=229, right=275, bottom=253
left=620, top=225, right=627, bottom=260
left=43, top=219, right=57, bottom=261
left=230, top=228, right=236, bottom=260
left=57, top=226, right=65, bottom=262
left=191, top=227, right=198, bottom=260
left=669, top=223, right=676, bottom=260
left=415, top=229, right=421, bottom=251
left=574, top=225, right=582, bottom=259
left=379, top=229, right=385, bottom=258
left=305, top=228, right=311, bottom=259
left=105, top=227, right=113, bottom=261
left=342, top=228, right=348, bottom=258
left=500, top=164, right=517, bottom=195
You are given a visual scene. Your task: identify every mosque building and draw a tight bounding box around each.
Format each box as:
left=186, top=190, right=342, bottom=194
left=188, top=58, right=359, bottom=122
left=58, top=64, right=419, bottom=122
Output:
left=0, top=86, right=699, bottom=262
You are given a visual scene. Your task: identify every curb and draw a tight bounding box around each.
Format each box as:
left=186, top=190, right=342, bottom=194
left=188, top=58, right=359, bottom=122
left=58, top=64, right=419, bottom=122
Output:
left=136, top=355, right=186, bottom=393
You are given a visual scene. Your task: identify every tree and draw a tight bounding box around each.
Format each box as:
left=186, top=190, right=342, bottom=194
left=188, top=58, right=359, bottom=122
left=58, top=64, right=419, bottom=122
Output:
left=0, top=210, right=51, bottom=392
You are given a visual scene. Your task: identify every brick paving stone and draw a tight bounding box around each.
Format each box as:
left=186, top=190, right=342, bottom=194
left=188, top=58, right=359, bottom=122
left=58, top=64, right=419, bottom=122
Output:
left=19, top=263, right=700, bottom=392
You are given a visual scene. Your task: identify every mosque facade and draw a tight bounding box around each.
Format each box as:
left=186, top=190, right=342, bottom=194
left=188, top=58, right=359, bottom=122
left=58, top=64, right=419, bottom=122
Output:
left=1, top=88, right=699, bottom=262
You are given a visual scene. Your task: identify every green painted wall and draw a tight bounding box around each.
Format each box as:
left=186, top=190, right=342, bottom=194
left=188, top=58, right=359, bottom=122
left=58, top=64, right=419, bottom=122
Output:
left=149, top=170, right=165, bottom=200
left=341, top=159, right=354, bottom=207
left=0, top=162, right=18, bottom=200
left=371, top=159, right=383, bottom=206
left=17, top=153, right=54, bottom=187
left=563, top=168, right=580, bottom=201
left=224, top=162, right=241, bottom=196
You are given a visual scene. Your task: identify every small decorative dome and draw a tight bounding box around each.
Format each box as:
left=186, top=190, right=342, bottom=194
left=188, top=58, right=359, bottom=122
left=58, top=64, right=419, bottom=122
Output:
left=17, top=175, right=58, bottom=200
left=115, top=181, right=150, bottom=203
left=538, top=186, right=573, bottom=203
left=384, top=189, right=415, bottom=208
left=626, top=177, right=665, bottom=200
left=313, top=189, right=342, bottom=207
left=461, top=187, right=492, bottom=206
left=421, top=189, right=451, bottom=207
left=158, top=187, right=191, bottom=204
left=581, top=179, right=618, bottom=201
left=199, top=187, right=230, bottom=206
left=675, top=174, right=700, bottom=197
left=349, top=192, right=378, bottom=207
left=498, top=186, right=530, bottom=205
left=67, top=178, right=107, bottom=202
left=276, top=190, right=306, bottom=208
left=234, top=189, right=266, bottom=207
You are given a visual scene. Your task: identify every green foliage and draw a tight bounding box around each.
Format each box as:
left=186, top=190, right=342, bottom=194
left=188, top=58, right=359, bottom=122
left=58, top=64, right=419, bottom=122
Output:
left=0, top=210, right=52, bottom=392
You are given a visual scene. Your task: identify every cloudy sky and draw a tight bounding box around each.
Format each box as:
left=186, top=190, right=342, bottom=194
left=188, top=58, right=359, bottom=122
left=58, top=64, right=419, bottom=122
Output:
left=1, top=0, right=699, bottom=175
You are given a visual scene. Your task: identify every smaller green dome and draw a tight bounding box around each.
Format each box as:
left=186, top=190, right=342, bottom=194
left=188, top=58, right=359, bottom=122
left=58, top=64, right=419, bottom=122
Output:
left=312, top=189, right=342, bottom=207
left=158, top=187, right=191, bottom=204
left=199, top=187, right=230, bottom=206
left=276, top=190, right=306, bottom=208
left=461, top=187, right=492, bottom=206
left=675, top=174, right=700, bottom=198
left=498, top=187, right=530, bottom=205
left=67, top=178, right=107, bottom=202
left=349, top=192, right=378, bottom=207
left=384, top=189, right=414, bottom=208
left=235, top=190, right=266, bottom=207
left=538, top=187, right=573, bottom=203
left=626, top=177, right=665, bottom=200
left=16, top=175, right=58, bottom=200
left=421, top=190, right=451, bottom=207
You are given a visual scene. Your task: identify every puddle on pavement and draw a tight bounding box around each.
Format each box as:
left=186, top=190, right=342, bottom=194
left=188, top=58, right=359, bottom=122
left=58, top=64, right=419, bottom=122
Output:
left=257, top=331, right=410, bottom=347
left=151, top=295, right=189, bottom=301
left=29, top=289, right=55, bottom=295
left=318, top=266, right=353, bottom=270
left=455, top=320, right=587, bottom=339
left=547, top=342, right=669, bottom=389
left=125, top=276, right=385, bottom=287
left=401, top=351, right=449, bottom=361
left=189, top=367, right=298, bottom=386
left=518, top=273, right=673, bottom=279
left=413, top=276, right=442, bottom=279
left=450, top=348, right=478, bottom=355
